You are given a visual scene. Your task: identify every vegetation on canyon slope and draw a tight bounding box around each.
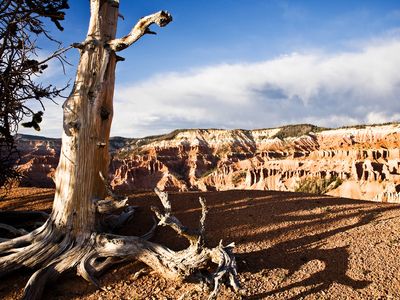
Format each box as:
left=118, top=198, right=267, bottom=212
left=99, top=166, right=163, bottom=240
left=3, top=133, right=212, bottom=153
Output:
left=295, top=175, right=343, bottom=195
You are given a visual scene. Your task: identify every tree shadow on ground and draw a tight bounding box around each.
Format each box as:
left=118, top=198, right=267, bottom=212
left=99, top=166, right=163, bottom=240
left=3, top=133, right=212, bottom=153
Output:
left=1, top=189, right=400, bottom=299
left=123, top=190, right=400, bottom=299
left=0, top=189, right=54, bottom=211
left=237, top=211, right=381, bottom=299
left=122, top=190, right=400, bottom=298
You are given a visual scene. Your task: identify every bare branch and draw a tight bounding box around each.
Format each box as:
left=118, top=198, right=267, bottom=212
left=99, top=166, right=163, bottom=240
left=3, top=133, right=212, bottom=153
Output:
left=152, top=188, right=200, bottom=245
left=209, top=241, right=241, bottom=299
left=96, top=198, right=128, bottom=214
left=99, top=171, right=125, bottom=201
left=198, top=197, right=208, bottom=239
left=31, top=46, right=73, bottom=70
left=107, top=11, right=172, bottom=52
left=0, top=223, right=28, bottom=237
left=96, top=172, right=129, bottom=214
left=101, top=206, right=136, bottom=231
left=140, top=216, right=158, bottom=240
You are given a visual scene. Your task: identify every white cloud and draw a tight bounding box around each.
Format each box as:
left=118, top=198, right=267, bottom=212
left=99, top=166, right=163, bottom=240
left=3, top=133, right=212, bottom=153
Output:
left=20, top=37, right=400, bottom=138
left=366, top=112, right=400, bottom=124
left=112, top=38, right=400, bottom=137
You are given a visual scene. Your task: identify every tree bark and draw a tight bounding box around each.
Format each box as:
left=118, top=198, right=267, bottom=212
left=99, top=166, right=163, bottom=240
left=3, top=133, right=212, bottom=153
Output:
left=52, top=0, right=118, bottom=234
left=0, top=1, right=240, bottom=299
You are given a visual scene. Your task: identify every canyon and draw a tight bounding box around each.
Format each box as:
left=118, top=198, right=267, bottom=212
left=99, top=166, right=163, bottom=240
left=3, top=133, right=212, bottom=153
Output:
left=14, top=123, right=400, bottom=202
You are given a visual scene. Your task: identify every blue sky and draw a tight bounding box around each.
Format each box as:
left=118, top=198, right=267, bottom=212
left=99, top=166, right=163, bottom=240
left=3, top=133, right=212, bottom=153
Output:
left=20, top=0, right=400, bottom=137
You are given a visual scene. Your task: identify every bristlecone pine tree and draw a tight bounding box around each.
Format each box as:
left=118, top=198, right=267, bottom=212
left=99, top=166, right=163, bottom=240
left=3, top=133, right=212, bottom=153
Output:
left=0, top=1, right=240, bottom=299
left=0, top=0, right=69, bottom=190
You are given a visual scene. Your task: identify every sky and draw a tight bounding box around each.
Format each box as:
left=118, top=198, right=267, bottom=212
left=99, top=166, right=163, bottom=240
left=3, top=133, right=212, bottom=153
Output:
left=19, top=0, right=400, bottom=138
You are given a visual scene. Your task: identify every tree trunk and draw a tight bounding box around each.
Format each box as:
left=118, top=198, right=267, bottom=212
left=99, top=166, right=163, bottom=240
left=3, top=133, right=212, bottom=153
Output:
left=0, top=1, right=240, bottom=299
left=52, top=0, right=118, bottom=235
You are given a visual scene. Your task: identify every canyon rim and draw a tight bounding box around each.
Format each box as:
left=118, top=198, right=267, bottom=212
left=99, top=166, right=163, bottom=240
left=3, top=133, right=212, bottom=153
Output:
left=15, top=122, right=400, bottom=203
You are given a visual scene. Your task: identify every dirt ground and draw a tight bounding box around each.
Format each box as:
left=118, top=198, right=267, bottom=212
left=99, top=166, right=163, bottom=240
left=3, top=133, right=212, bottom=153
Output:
left=1, top=188, right=400, bottom=299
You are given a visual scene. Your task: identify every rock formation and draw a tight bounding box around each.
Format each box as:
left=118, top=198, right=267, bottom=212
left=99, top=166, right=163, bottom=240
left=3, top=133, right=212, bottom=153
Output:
left=15, top=123, right=400, bottom=202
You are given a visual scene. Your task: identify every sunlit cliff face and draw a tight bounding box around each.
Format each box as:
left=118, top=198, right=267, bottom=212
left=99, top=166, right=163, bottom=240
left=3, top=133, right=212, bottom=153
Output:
left=15, top=123, right=400, bottom=202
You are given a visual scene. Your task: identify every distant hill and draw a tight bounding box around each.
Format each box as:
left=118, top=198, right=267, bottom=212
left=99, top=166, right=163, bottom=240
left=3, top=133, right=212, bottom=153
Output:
left=14, top=122, right=400, bottom=202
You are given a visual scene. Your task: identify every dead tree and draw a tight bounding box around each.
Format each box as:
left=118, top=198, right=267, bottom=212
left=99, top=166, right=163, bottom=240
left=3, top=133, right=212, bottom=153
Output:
left=0, top=1, right=239, bottom=299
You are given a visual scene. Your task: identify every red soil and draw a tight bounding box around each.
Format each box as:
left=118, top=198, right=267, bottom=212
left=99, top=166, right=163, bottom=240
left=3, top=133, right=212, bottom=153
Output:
left=1, top=188, right=400, bottom=299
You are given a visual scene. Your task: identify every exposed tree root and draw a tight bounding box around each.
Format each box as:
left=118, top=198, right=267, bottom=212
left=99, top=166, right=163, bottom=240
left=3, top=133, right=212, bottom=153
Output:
left=0, top=211, right=49, bottom=238
left=0, top=189, right=240, bottom=300
left=0, top=223, right=28, bottom=237
left=0, top=211, right=49, bottom=224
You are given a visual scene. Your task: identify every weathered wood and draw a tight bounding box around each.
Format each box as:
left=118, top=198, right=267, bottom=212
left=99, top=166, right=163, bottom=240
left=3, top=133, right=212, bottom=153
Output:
left=95, top=172, right=130, bottom=214
left=107, top=11, right=172, bottom=52
left=101, top=206, right=136, bottom=231
left=152, top=188, right=206, bottom=246
left=94, top=190, right=240, bottom=300
left=96, top=198, right=129, bottom=214
left=0, top=2, right=239, bottom=299
left=0, top=211, right=49, bottom=238
left=0, top=223, right=28, bottom=237
left=98, top=171, right=126, bottom=201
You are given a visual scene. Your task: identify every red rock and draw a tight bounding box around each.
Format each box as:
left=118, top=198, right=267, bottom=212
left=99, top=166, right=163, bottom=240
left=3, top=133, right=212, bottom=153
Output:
left=15, top=124, right=400, bottom=202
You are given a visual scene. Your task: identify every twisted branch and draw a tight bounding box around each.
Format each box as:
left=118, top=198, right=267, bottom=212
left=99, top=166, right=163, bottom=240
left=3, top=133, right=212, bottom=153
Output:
left=107, top=11, right=172, bottom=52
left=96, top=172, right=129, bottom=214
left=152, top=188, right=207, bottom=246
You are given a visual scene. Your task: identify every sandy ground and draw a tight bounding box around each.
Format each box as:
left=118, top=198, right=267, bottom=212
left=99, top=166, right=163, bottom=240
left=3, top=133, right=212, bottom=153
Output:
left=1, top=188, right=400, bottom=299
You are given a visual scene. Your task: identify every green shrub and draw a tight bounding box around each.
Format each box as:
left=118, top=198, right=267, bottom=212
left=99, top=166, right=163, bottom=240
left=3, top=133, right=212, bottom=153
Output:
left=336, top=121, right=399, bottom=130
left=295, top=175, right=343, bottom=195
left=232, top=171, right=246, bottom=185
left=273, top=124, right=328, bottom=140
left=199, top=167, right=218, bottom=178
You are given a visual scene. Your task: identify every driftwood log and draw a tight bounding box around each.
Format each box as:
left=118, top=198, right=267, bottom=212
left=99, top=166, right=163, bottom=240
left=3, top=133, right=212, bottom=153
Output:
left=0, top=1, right=239, bottom=299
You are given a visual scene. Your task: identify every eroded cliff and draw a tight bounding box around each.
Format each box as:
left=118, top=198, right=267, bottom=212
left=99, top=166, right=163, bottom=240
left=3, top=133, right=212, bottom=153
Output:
left=15, top=123, right=400, bottom=202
